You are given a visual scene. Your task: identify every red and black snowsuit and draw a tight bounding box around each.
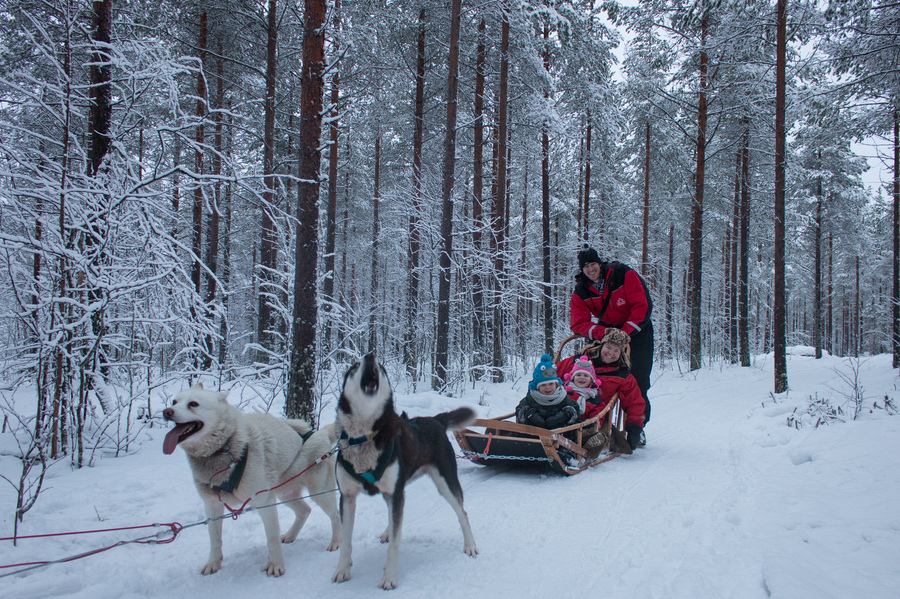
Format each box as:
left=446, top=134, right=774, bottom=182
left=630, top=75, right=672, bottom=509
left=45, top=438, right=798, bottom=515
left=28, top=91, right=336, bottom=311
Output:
left=570, top=262, right=654, bottom=423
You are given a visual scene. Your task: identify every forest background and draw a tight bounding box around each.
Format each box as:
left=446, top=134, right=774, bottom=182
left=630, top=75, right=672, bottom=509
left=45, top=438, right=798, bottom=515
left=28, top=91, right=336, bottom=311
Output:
left=0, top=0, right=898, bottom=523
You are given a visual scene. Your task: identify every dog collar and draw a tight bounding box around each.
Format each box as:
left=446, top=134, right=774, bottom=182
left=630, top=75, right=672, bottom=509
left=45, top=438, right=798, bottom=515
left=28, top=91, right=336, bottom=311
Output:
left=210, top=445, right=249, bottom=495
left=211, top=441, right=234, bottom=458
left=339, top=429, right=378, bottom=447
left=337, top=437, right=396, bottom=485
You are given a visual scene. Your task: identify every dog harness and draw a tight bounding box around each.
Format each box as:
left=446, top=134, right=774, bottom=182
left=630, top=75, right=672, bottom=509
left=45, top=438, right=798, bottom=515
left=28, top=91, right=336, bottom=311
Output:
left=210, top=445, right=249, bottom=494
left=337, top=433, right=396, bottom=485
left=208, top=428, right=314, bottom=494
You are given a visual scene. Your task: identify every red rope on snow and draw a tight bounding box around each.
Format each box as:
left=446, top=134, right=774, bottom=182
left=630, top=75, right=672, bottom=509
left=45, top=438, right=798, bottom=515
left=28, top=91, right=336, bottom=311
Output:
left=0, top=445, right=342, bottom=577
left=0, top=522, right=183, bottom=575
left=0, top=522, right=180, bottom=543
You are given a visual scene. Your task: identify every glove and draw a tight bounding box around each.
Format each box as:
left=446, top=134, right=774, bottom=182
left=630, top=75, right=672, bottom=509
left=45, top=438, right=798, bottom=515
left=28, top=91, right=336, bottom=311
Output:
left=528, top=412, right=547, bottom=427
left=518, top=406, right=536, bottom=423
left=624, top=422, right=643, bottom=451
left=545, top=406, right=576, bottom=429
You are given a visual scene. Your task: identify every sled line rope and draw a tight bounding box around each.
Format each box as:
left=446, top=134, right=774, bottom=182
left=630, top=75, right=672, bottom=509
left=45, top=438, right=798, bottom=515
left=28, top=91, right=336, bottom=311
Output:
left=0, top=487, right=340, bottom=579
left=0, top=522, right=182, bottom=543
left=0, top=522, right=183, bottom=578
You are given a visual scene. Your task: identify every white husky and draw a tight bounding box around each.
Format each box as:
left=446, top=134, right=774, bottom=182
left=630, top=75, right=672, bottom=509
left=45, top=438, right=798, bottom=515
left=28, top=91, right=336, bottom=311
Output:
left=162, top=383, right=340, bottom=577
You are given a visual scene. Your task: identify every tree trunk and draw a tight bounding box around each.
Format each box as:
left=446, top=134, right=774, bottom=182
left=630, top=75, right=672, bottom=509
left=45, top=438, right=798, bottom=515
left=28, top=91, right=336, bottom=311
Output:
left=405, top=8, right=425, bottom=379
left=433, top=0, right=462, bottom=390
left=219, top=166, right=233, bottom=369
left=854, top=255, right=860, bottom=357
left=724, top=224, right=731, bottom=361
left=339, top=164, right=351, bottom=349
left=470, top=18, right=487, bottom=380
left=730, top=149, right=739, bottom=363
left=286, top=0, right=327, bottom=423
left=490, top=9, right=510, bottom=382
left=191, top=10, right=207, bottom=354
left=642, top=120, right=651, bottom=276
left=88, top=0, right=112, bottom=178
left=893, top=107, right=899, bottom=367
left=50, top=14, right=78, bottom=460
left=541, top=20, right=552, bottom=356
left=257, top=0, right=278, bottom=356
left=369, top=136, right=380, bottom=351
left=577, top=137, right=584, bottom=241
left=323, top=0, right=341, bottom=353
left=583, top=112, right=592, bottom=243
left=739, top=115, right=751, bottom=366
left=666, top=223, right=674, bottom=359
left=773, top=0, right=788, bottom=393
left=814, top=163, right=823, bottom=359
left=203, top=47, right=225, bottom=370
left=86, top=0, right=113, bottom=399
left=827, top=232, right=833, bottom=355
left=689, top=15, right=707, bottom=372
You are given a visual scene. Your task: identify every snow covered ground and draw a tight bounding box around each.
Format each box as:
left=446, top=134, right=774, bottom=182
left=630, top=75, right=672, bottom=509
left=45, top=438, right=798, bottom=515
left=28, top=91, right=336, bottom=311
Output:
left=2, top=351, right=899, bottom=598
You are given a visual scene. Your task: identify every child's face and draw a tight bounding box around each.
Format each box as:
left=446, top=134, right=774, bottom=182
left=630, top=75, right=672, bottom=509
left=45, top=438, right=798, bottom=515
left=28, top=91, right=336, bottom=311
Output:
left=536, top=381, right=558, bottom=394
left=601, top=343, right=622, bottom=364
left=571, top=371, right=593, bottom=388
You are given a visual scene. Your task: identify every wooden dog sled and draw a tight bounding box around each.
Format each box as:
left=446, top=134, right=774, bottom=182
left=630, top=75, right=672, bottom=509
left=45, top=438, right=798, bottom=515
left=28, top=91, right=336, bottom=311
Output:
left=454, top=395, right=627, bottom=475
left=454, top=335, right=630, bottom=475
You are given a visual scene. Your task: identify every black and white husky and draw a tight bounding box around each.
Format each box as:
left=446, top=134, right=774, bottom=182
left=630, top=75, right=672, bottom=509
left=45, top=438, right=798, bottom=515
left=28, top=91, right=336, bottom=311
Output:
left=331, top=353, right=478, bottom=589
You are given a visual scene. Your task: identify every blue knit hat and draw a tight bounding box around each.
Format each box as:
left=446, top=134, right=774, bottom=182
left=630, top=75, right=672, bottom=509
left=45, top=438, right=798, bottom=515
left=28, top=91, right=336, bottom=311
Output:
left=529, top=354, right=562, bottom=390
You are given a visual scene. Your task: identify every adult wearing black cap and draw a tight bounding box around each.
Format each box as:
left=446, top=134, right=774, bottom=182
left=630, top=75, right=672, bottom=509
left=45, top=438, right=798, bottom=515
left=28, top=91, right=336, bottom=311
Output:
left=570, top=244, right=654, bottom=427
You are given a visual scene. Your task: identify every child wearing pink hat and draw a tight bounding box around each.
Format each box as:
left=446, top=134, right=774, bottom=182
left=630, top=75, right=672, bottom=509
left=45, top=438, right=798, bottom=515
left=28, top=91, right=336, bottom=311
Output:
left=563, top=356, right=600, bottom=417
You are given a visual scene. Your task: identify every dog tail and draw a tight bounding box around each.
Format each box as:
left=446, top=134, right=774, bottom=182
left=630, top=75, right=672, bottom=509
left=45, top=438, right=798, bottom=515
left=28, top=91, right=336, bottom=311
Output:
left=434, top=407, right=477, bottom=431
left=285, top=419, right=312, bottom=438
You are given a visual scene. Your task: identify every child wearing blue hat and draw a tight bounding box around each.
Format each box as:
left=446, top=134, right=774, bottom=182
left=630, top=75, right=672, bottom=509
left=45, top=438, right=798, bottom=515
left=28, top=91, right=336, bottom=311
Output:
left=516, top=354, right=582, bottom=429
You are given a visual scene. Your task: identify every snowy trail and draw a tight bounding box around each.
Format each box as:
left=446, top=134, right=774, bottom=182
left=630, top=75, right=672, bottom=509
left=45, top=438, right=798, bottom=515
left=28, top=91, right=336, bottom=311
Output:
left=2, top=354, right=899, bottom=598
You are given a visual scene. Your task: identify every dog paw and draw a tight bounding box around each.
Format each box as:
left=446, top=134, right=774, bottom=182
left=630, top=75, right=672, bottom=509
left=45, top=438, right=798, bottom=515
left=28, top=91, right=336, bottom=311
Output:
left=326, top=538, right=340, bottom=551
left=200, top=560, right=221, bottom=575
left=262, top=561, right=285, bottom=577
left=379, top=575, right=398, bottom=590
left=464, top=543, right=479, bottom=557
left=332, top=566, right=352, bottom=583
left=280, top=532, right=298, bottom=544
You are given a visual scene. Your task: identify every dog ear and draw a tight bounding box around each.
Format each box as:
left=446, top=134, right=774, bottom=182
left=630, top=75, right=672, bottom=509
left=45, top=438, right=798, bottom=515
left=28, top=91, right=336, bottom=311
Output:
left=190, top=381, right=204, bottom=390
left=217, top=391, right=229, bottom=403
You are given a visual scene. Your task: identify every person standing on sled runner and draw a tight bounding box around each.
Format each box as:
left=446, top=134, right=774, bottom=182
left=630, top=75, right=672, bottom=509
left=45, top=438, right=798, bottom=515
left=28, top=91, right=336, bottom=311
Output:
left=570, top=244, right=653, bottom=443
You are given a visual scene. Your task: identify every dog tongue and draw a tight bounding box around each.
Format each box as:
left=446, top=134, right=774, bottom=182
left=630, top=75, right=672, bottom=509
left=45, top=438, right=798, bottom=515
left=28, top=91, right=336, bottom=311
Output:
left=163, top=423, right=192, bottom=455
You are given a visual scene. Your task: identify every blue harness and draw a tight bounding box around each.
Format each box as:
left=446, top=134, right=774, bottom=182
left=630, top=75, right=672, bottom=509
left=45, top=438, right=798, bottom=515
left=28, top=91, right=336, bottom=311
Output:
left=337, top=430, right=396, bottom=485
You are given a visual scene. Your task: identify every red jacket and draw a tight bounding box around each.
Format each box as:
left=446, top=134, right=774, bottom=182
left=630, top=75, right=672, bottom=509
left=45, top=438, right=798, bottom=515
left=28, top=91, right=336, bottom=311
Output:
left=570, top=263, right=652, bottom=340
left=558, top=356, right=645, bottom=427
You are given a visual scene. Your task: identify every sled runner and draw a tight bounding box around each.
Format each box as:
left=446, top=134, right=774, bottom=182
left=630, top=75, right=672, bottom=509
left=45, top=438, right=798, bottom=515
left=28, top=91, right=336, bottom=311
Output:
left=455, top=335, right=630, bottom=475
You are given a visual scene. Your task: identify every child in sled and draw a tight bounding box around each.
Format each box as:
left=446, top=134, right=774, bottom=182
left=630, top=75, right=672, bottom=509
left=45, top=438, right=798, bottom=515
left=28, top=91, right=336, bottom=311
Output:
left=563, top=356, right=601, bottom=417
left=516, top=354, right=582, bottom=430
left=562, top=357, right=606, bottom=450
